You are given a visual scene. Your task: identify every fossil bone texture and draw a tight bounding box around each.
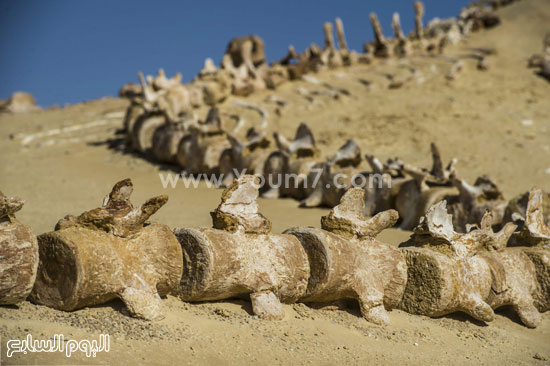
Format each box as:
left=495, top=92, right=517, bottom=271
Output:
left=399, top=200, right=542, bottom=328
left=174, top=175, right=310, bottom=320
left=509, top=188, right=550, bottom=312
left=0, top=191, right=39, bottom=305
left=395, top=143, right=458, bottom=230
left=30, top=179, right=182, bottom=321
left=286, top=188, right=406, bottom=325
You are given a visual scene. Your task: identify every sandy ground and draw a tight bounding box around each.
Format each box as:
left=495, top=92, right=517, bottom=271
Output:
left=1, top=0, right=550, bottom=364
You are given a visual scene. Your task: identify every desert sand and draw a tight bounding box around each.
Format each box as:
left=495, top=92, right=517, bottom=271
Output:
left=1, top=0, right=550, bottom=364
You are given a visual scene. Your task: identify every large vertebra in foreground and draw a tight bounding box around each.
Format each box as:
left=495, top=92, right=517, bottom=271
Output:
left=286, top=188, right=407, bottom=325
left=399, top=200, right=542, bottom=328
left=174, top=175, right=310, bottom=319
left=30, top=179, right=182, bottom=321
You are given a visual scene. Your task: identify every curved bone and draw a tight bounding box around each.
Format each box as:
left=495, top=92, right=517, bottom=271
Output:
left=447, top=175, right=507, bottom=232
left=232, top=100, right=268, bottom=130
left=274, top=122, right=318, bottom=158
left=151, top=121, right=187, bottom=164
left=328, top=139, right=362, bottom=168
left=31, top=179, right=181, bottom=320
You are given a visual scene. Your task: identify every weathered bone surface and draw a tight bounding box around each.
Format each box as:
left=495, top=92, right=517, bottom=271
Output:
left=131, top=112, right=168, bottom=153
left=509, top=188, right=550, bottom=312
left=395, top=143, right=458, bottom=229
left=335, top=18, right=348, bottom=51
left=399, top=201, right=542, bottom=328
left=446, top=175, right=508, bottom=233
left=369, top=12, right=393, bottom=58
left=151, top=120, right=188, bottom=164
left=300, top=139, right=363, bottom=208
left=0, top=191, right=38, bottom=305
left=504, top=189, right=550, bottom=227
left=323, top=22, right=335, bottom=51
left=261, top=123, right=320, bottom=199
left=413, top=1, right=425, bottom=39
left=392, top=13, right=412, bottom=57
left=30, top=179, right=182, bottom=321
left=174, top=175, right=310, bottom=320
left=286, top=188, right=407, bottom=325
left=219, top=128, right=273, bottom=187
left=176, top=108, right=231, bottom=175
left=527, top=33, right=550, bottom=81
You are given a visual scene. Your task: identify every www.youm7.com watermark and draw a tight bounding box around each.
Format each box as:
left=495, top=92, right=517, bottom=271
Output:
left=159, top=168, right=392, bottom=190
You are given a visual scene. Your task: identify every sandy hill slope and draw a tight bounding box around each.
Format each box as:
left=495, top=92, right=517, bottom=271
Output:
left=0, top=0, right=549, bottom=365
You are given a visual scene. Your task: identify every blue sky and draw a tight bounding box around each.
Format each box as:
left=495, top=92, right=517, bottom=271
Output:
left=0, top=0, right=468, bottom=107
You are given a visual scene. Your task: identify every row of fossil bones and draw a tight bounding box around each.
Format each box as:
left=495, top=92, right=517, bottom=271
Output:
left=0, top=174, right=548, bottom=327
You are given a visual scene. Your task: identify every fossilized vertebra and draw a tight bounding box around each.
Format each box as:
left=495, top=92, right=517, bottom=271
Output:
left=300, top=139, right=363, bottom=208
left=395, top=143, right=458, bottom=229
left=0, top=191, right=38, bottom=305
left=174, top=175, right=310, bottom=319
left=446, top=175, right=508, bottom=233
left=509, top=188, right=550, bottom=312
left=399, top=201, right=542, bottom=328
left=261, top=123, right=320, bottom=199
left=30, top=179, right=182, bottom=321
left=286, top=188, right=407, bottom=325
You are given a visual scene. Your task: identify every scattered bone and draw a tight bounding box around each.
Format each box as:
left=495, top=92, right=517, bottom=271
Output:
left=31, top=179, right=182, bottom=320
left=527, top=33, right=550, bottom=81
left=301, top=75, right=350, bottom=96
left=400, top=201, right=542, bottom=328
left=174, top=175, right=310, bottom=320
left=264, top=95, right=288, bottom=107
left=15, top=119, right=114, bottom=146
left=446, top=60, right=464, bottom=80
left=286, top=188, right=407, bottom=325
left=0, top=92, right=40, bottom=114
left=0, top=191, right=38, bottom=305
left=233, top=100, right=268, bottom=130
left=477, top=56, right=490, bottom=70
